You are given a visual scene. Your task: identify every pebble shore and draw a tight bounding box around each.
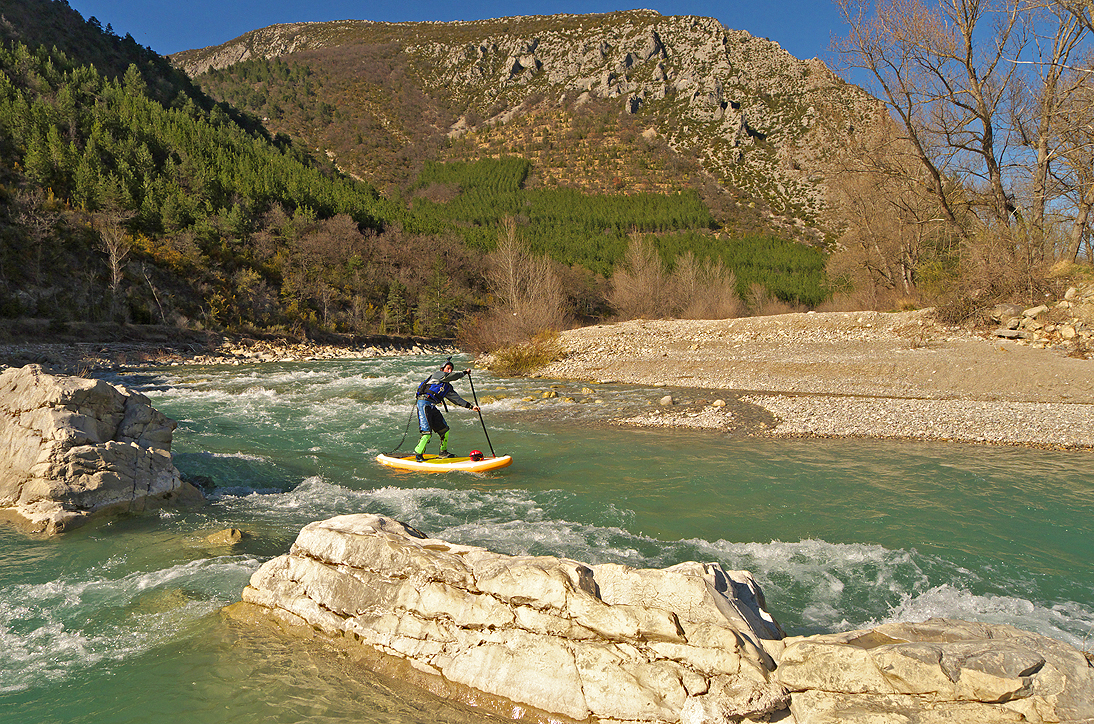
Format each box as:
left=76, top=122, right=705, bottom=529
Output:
left=740, top=394, right=1094, bottom=449
left=534, top=309, right=1094, bottom=450
left=0, top=337, right=458, bottom=374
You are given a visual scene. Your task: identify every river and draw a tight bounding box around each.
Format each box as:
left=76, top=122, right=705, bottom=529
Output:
left=2, top=355, right=1092, bottom=723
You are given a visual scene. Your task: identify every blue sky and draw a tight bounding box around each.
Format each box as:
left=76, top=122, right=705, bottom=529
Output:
left=66, top=1, right=851, bottom=63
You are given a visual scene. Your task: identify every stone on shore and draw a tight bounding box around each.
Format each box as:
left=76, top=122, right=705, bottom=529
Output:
left=775, top=619, right=1094, bottom=724
left=0, top=364, right=201, bottom=534
left=233, top=513, right=788, bottom=723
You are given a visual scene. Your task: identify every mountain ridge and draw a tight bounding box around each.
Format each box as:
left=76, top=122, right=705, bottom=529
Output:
left=172, top=10, right=887, bottom=243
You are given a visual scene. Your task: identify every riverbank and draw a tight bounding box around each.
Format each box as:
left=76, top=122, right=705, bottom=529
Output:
left=0, top=322, right=458, bottom=374
left=7, top=309, right=1094, bottom=449
left=534, top=309, right=1094, bottom=449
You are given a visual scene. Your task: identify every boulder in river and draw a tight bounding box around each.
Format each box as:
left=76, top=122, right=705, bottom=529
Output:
left=231, top=513, right=788, bottom=723
left=0, top=364, right=201, bottom=534
left=776, top=619, right=1094, bottom=724
left=231, top=514, right=1094, bottom=724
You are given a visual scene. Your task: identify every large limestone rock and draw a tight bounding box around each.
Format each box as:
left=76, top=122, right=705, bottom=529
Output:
left=233, top=513, right=788, bottom=723
left=776, top=619, right=1094, bottom=724
left=0, top=364, right=200, bottom=533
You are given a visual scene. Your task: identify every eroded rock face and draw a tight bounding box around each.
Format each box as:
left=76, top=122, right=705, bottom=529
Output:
left=236, top=513, right=788, bottom=723
left=0, top=365, right=199, bottom=533
left=775, top=619, right=1094, bottom=724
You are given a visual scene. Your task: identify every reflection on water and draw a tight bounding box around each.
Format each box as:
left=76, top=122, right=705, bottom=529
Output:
left=4, top=611, right=508, bottom=724
left=1, top=356, right=1092, bottom=724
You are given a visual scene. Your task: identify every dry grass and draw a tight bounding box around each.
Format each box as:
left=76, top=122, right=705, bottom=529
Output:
left=894, top=322, right=935, bottom=349
left=1066, top=339, right=1092, bottom=360
left=487, top=331, right=564, bottom=376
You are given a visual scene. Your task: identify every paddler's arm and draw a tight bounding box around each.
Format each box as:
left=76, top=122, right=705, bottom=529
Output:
left=444, top=389, right=477, bottom=411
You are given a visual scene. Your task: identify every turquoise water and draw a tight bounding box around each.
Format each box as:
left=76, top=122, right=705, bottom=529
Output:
left=2, top=355, right=1092, bottom=723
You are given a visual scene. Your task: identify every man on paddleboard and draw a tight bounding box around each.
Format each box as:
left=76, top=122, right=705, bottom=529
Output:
left=413, top=359, right=479, bottom=461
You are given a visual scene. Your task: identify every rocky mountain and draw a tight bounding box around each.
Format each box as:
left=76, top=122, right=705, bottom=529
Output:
left=171, top=10, right=886, bottom=242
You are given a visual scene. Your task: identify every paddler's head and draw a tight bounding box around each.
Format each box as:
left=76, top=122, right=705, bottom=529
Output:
left=441, top=358, right=454, bottom=373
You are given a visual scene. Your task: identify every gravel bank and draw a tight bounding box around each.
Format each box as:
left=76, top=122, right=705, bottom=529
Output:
left=0, top=336, right=457, bottom=374
left=535, top=310, right=1094, bottom=449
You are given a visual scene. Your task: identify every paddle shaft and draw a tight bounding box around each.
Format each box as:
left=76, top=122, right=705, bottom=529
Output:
left=466, top=371, right=497, bottom=458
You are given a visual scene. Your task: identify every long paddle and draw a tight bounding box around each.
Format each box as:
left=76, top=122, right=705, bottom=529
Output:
left=465, top=370, right=497, bottom=458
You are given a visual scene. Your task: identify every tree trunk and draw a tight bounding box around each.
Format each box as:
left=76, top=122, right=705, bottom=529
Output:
left=1065, top=188, right=1093, bottom=263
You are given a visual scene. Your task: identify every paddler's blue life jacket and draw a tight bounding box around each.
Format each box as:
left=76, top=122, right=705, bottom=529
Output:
left=416, top=376, right=450, bottom=404
left=415, top=366, right=472, bottom=409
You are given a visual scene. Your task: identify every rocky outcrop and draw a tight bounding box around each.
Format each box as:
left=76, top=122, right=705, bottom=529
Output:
left=0, top=365, right=200, bottom=533
left=775, top=619, right=1094, bottom=724
left=233, top=513, right=788, bottom=723
left=233, top=514, right=1094, bottom=723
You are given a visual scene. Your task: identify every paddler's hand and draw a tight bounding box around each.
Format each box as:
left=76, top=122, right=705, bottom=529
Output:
left=471, top=405, right=480, bottom=412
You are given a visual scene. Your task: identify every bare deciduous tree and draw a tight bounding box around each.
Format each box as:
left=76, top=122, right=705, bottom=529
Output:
left=610, top=238, right=744, bottom=319
left=1054, top=80, right=1094, bottom=261
left=16, top=188, right=61, bottom=285
left=1060, top=0, right=1094, bottom=32
left=609, top=235, right=674, bottom=319
left=96, top=216, right=132, bottom=321
left=484, top=217, right=568, bottom=341
left=140, top=262, right=166, bottom=325
left=827, top=118, right=953, bottom=304
left=834, top=0, right=1094, bottom=289
left=836, top=0, right=1025, bottom=234
left=672, top=252, right=744, bottom=319
left=1011, top=4, right=1088, bottom=260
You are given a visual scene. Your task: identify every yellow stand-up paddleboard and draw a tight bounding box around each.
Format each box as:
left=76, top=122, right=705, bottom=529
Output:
left=376, top=452, right=513, bottom=473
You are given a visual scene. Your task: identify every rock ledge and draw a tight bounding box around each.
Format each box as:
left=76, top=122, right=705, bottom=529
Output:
left=234, top=513, right=787, bottom=723
left=232, top=514, right=1094, bottom=724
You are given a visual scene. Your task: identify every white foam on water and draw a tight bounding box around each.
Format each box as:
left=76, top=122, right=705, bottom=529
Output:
left=186, top=451, right=270, bottom=463
left=353, top=400, right=419, bottom=419
left=299, top=397, right=411, bottom=428
left=479, top=397, right=535, bottom=412
left=148, top=373, right=428, bottom=440
left=0, top=555, right=260, bottom=693
left=672, top=537, right=1094, bottom=643
left=220, top=477, right=554, bottom=532
left=431, top=517, right=649, bottom=563
left=153, top=386, right=282, bottom=427
left=879, top=584, right=1094, bottom=649
left=146, top=357, right=462, bottom=400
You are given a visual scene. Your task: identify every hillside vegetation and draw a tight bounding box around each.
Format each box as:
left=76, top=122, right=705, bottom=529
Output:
left=178, top=3, right=1094, bottom=327
left=1, top=0, right=837, bottom=348
left=178, top=11, right=885, bottom=243
left=4, top=0, right=1091, bottom=355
